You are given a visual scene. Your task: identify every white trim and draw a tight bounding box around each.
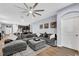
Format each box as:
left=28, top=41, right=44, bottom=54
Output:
left=57, top=45, right=63, bottom=47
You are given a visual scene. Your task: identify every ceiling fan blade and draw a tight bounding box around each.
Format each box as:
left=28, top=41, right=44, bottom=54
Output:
left=35, top=12, right=41, bottom=16
left=32, top=14, right=36, bottom=17
left=33, top=3, right=38, bottom=9
left=21, top=11, right=28, bottom=13
left=15, top=5, right=27, bottom=10
left=34, top=10, right=44, bottom=12
left=24, top=3, right=28, bottom=9
left=27, top=13, right=30, bottom=16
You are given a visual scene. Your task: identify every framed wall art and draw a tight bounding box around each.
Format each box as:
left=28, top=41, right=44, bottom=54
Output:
left=50, top=22, right=56, bottom=28
left=44, top=23, right=49, bottom=29
left=40, top=24, right=43, bottom=29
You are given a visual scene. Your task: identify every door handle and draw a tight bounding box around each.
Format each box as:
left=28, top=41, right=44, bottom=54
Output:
left=76, top=34, right=78, bottom=37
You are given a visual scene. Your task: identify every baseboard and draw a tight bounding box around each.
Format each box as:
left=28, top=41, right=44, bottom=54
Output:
left=57, top=45, right=78, bottom=51
left=62, top=46, right=79, bottom=53
left=57, top=45, right=63, bottom=47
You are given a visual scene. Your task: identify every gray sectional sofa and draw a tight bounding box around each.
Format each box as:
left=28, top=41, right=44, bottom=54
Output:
left=2, top=33, right=57, bottom=56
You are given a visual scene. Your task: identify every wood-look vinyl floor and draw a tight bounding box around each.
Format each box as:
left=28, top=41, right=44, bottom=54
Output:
left=37, top=46, right=79, bottom=56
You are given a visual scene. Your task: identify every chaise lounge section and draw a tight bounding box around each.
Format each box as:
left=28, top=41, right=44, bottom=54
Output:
left=3, top=40, right=27, bottom=56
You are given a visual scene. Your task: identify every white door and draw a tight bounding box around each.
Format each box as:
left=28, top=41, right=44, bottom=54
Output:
left=61, top=16, right=79, bottom=51
left=61, top=17, right=75, bottom=49
left=74, top=16, right=79, bottom=51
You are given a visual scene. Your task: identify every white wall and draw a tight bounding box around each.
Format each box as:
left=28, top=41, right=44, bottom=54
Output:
left=31, top=16, right=57, bottom=35
left=57, top=4, right=79, bottom=48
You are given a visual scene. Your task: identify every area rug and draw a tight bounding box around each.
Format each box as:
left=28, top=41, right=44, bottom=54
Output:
left=13, top=44, right=50, bottom=56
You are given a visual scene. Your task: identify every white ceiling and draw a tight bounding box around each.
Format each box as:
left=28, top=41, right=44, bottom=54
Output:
left=0, top=3, right=72, bottom=25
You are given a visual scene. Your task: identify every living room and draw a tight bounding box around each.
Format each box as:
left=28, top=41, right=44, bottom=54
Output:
left=0, top=3, right=79, bottom=56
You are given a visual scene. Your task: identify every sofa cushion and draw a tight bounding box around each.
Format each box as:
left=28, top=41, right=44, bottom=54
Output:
left=49, top=34, right=55, bottom=40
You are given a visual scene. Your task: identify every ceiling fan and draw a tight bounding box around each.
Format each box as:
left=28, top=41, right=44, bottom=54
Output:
left=16, top=3, right=44, bottom=17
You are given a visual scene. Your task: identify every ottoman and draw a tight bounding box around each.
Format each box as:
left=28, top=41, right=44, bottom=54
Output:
left=28, top=38, right=46, bottom=51
left=3, top=40, right=27, bottom=56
